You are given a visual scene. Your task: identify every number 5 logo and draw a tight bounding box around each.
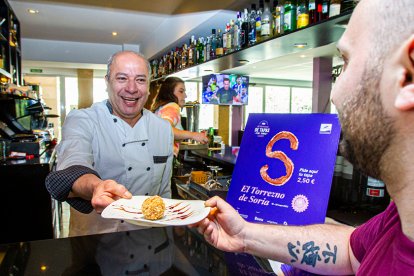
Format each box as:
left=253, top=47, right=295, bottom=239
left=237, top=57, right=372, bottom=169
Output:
left=260, top=131, right=299, bottom=186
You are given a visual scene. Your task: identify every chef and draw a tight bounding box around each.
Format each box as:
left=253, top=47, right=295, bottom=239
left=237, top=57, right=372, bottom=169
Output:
left=46, top=50, right=174, bottom=236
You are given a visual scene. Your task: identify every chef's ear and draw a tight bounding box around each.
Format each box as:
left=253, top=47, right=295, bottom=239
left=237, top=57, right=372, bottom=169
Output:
left=105, top=75, right=109, bottom=85
left=395, top=34, right=414, bottom=111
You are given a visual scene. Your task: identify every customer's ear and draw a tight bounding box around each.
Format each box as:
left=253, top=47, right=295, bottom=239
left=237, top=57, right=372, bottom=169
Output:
left=395, top=34, right=414, bottom=111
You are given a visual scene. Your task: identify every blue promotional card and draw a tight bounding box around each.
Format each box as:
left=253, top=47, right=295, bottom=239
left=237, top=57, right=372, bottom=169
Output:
left=227, top=114, right=341, bottom=226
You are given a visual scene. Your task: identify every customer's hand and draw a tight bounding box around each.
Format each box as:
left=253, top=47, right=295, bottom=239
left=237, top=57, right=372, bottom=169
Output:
left=190, top=196, right=247, bottom=253
left=192, top=131, right=209, bottom=144
left=91, top=180, right=132, bottom=213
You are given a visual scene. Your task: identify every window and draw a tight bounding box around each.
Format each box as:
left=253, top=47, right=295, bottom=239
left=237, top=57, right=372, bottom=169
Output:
left=264, top=86, right=290, bottom=113
left=244, top=86, right=264, bottom=125
left=184, top=81, right=198, bottom=102
left=93, top=78, right=108, bottom=103
left=64, top=77, right=78, bottom=116
left=291, top=87, right=312, bottom=113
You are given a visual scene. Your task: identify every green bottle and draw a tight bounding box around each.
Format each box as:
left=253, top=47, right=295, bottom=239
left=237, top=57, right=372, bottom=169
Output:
left=284, top=0, right=297, bottom=32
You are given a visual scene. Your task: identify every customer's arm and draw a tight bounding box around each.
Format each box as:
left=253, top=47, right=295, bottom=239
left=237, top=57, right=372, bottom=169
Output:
left=195, top=196, right=359, bottom=275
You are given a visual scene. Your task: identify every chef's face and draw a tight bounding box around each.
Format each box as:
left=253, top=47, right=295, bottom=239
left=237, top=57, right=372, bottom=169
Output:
left=331, top=0, right=395, bottom=179
left=106, top=52, right=150, bottom=127
left=173, top=82, right=187, bottom=107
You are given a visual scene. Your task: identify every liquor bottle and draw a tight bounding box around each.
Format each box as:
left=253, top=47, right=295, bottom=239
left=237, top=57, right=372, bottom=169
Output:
left=152, top=59, right=158, bottom=78
left=308, top=0, right=317, bottom=24
left=181, top=44, right=188, bottom=69
left=256, top=0, right=264, bottom=43
left=216, top=29, right=224, bottom=57
left=175, top=47, right=182, bottom=71
left=249, top=4, right=257, bottom=46
left=233, top=14, right=242, bottom=51
left=241, top=8, right=250, bottom=48
left=329, top=0, right=341, bottom=17
left=227, top=20, right=234, bottom=53
left=158, top=57, right=164, bottom=77
left=321, top=0, right=330, bottom=20
left=210, top=29, right=217, bottom=59
left=205, top=36, right=211, bottom=61
left=273, top=0, right=284, bottom=36
left=222, top=24, right=228, bottom=54
left=196, top=37, right=204, bottom=64
left=208, top=127, right=215, bottom=148
left=284, top=0, right=297, bottom=33
left=297, top=0, right=309, bottom=29
left=163, top=55, right=169, bottom=75
left=261, top=0, right=273, bottom=40
left=187, top=37, right=194, bottom=66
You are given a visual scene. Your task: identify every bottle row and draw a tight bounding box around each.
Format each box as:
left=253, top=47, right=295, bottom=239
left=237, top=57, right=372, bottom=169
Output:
left=150, top=0, right=355, bottom=79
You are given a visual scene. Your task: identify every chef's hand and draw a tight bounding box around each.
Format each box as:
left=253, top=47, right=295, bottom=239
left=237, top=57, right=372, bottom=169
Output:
left=190, top=196, right=247, bottom=253
left=91, top=179, right=132, bottom=213
left=70, top=174, right=132, bottom=213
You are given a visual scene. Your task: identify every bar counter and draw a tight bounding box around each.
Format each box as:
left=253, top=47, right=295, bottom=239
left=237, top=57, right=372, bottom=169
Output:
left=0, top=226, right=319, bottom=276
left=0, top=146, right=57, bottom=244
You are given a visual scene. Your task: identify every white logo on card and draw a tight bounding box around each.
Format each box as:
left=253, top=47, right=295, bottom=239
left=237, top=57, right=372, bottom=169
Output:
left=254, top=120, right=270, bottom=137
left=319, top=124, right=332, bottom=134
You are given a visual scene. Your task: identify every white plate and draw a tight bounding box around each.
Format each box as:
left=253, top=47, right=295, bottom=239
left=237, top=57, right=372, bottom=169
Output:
left=101, top=196, right=210, bottom=227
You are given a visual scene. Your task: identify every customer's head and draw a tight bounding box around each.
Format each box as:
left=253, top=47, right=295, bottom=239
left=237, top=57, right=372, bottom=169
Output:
left=105, top=51, right=151, bottom=126
left=331, top=0, right=414, bottom=181
left=151, top=77, right=186, bottom=112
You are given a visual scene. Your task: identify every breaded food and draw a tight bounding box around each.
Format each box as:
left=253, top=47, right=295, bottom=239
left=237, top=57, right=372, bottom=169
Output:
left=141, top=195, right=165, bottom=220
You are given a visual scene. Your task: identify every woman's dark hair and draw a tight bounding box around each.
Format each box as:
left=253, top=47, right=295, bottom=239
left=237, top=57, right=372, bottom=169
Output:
left=151, top=77, right=184, bottom=112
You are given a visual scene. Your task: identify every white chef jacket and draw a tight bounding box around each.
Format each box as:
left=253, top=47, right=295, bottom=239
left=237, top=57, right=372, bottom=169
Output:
left=56, top=100, right=174, bottom=236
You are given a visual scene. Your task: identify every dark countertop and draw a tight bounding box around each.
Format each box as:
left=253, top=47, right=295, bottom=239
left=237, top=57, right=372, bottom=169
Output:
left=0, top=226, right=319, bottom=276
left=191, top=145, right=238, bottom=166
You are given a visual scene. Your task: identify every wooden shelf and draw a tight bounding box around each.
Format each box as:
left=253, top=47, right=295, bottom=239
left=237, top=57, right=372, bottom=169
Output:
left=154, top=12, right=351, bottom=81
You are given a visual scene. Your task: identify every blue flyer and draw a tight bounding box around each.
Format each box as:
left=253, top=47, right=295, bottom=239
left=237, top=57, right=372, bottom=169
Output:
left=227, top=113, right=341, bottom=226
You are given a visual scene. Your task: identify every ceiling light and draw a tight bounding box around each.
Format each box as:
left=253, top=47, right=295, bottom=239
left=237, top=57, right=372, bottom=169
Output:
left=294, top=43, right=307, bottom=48
left=27, top=9, right=39, bottom=14
left=238, top=59, right=249, bottom=64
left=112, top=32, right=118, bottom=36
left=300, top=54, right=307, bottom=58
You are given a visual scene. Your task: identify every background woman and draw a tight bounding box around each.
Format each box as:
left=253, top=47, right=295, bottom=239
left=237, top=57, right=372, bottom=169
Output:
left=151, top=77, right=208, bottom=157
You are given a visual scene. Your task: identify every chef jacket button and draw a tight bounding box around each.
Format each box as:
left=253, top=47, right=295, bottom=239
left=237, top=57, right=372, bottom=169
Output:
left=121, top=220, right=124, bottom=223
left=122, top=143, right=125, bottom=147
left=130, top=254, right=134, bottom=259
left=142, top=142, right=145, bottom=146
left=113, top=118, right=117, bottom=123
left=126, top=231, right=130, bottom=236
left=148, top=245, right=152, bottom=250
left=145, top=193, right=149, bottom=195
left=128, top=167, right=132, bottom=171
left=146, top=167, right=150, bottom=171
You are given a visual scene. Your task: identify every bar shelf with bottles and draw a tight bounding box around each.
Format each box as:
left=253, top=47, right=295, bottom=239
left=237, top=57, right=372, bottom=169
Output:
left=0, top=0, right=22, bottom=85
left=150, top=0, right=355, bottom=81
